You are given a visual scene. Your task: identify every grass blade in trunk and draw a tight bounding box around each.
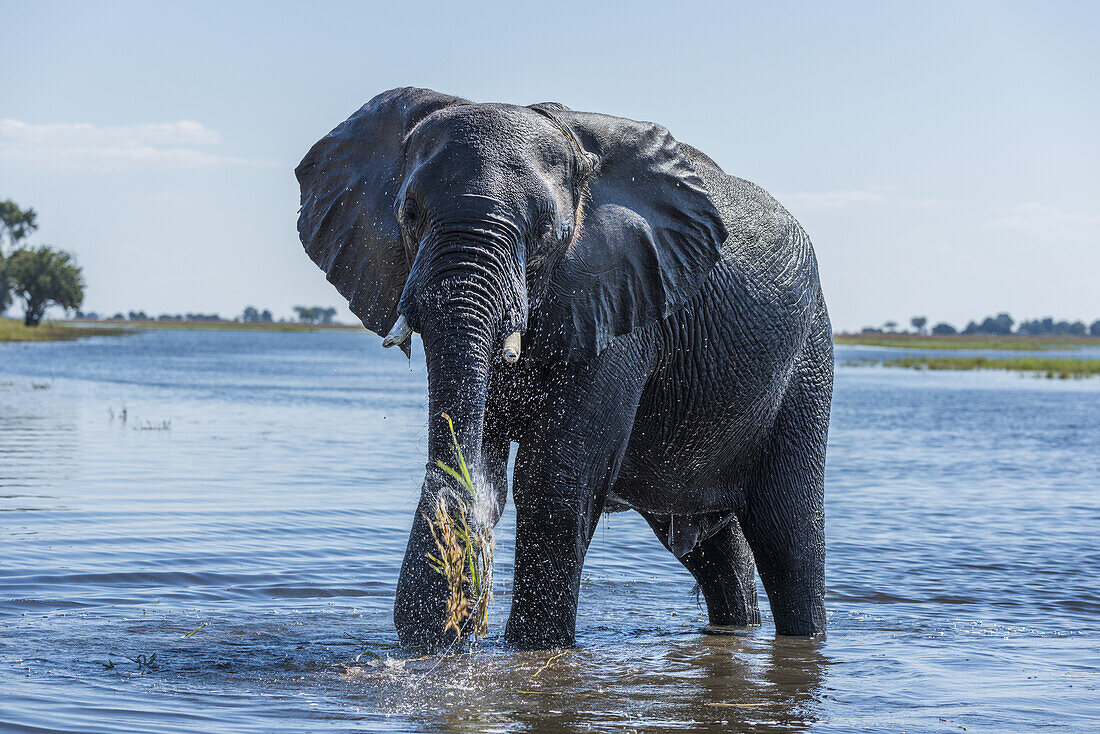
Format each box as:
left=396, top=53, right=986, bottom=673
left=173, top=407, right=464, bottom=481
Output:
left=426, top=413, right=494, bottom=641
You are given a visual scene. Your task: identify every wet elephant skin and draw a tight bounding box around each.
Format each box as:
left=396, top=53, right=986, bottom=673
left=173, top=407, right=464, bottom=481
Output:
left=296, top=87, right=832, bottom=649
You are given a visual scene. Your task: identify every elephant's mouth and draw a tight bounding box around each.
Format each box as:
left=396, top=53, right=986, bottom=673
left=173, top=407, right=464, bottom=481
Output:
left=602, top=495, right=634, bottom=514
left=383, top=311, right=523, bottom=366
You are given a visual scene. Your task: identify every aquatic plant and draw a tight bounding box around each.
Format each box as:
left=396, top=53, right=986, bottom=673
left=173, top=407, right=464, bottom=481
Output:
left=124, top=652, right=158, bottom=671
left=849, top=355, right=1100, bottom=378
left=532, top=650, right=570, bottom=678
left=425, top=413, right=494, bottom=642
left=880, top=355, right=1100, bottom=378
left=134, top=420, right=172, bottom=431
left=834, top=332, right=1100, bottom=351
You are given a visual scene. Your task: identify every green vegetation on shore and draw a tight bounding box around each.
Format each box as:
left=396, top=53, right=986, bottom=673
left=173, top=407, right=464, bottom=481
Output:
left=852, top=355, right=1100, bottom=379
left=77, top=319, right=361, bottom=332
left=0, top=317, right=129, bottom=343
left=1, top=318, right=362, bottom=343
left=834, top=333, right=1100, bottom=351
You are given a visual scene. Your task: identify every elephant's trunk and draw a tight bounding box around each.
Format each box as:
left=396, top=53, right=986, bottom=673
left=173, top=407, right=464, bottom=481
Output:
left=393, top=233, right=517, bottom=647
left=423, top=311, right=493, bottom=469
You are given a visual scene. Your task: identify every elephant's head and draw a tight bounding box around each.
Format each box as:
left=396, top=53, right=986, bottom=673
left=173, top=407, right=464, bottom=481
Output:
left=296, top=87, right=727, bottom=647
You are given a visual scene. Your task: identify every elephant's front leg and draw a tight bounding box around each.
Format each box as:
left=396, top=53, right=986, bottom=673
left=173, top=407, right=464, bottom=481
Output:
left=505, top=350, right=649, bottom=649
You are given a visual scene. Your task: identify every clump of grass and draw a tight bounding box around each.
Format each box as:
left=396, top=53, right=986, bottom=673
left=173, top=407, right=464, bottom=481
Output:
left=425, top=413, right=494, bottom=642
left=123, top=652, right=158, bottom=671
left=134, top=420, right=171, bottom=431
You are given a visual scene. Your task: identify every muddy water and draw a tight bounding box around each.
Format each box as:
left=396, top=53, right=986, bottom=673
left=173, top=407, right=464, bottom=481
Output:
left=1, top=329, right=1097, bottom=733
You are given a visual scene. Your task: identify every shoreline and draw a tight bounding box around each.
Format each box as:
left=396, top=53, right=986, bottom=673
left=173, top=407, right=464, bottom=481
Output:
left=844, top=355, right=1100, bottom=378
left=0, top=317, right=362, bottom=343
left=6, top=320, right=1099, bottom=367
left=0, top=317, right=131, bottom=343
left=833, top=332, right=1100, bottom=351
left=71, top=319, right=363, bottom=333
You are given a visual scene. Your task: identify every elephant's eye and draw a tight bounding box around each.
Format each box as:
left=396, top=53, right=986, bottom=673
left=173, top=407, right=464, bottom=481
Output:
left=401, top=198, right=420, bottom=225
left=535, top=213, right=555, bottom=238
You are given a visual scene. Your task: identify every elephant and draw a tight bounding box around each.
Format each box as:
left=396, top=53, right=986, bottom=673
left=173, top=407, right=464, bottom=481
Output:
left=295, top=87, right=832, bottom=649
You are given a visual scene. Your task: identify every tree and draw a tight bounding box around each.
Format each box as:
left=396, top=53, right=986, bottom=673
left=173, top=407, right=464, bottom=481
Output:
left=242, top=307, right=275, bottom=323
left=0, top=200, right=40, bottom=316
left=883, top=320, right=898, bottom=332
left=1018, top=317, right=1058, bottom=335
left=910, top=316, right=927, bottom=335
left=6, top=246, right=85, bottom=326
left=0, top=254, right=10, bottom=315
left=987, top=312, right=1014, bottom=335
left=1091, top=320, right=1100, bottom=337
left=963, top=312, right=1014, bottom=335
left=293, top=306, right=338, bottom=324
left=931, top=322, right=957, bottom=335
left=0, top=200, right=38, bottom=252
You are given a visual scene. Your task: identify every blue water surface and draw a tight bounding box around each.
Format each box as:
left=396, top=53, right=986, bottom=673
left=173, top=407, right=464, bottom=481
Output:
left=1, top=329, right=1097, bottom=733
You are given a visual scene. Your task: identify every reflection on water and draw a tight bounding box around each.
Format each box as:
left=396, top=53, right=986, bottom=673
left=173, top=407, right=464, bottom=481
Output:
left=338, top=635, right=827, bottom=734
left=1, top=330, right=1098, bottom=733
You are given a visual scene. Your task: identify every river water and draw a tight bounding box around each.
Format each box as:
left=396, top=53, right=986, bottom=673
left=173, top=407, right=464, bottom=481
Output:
left=1, top=329, right=1097, bottom=733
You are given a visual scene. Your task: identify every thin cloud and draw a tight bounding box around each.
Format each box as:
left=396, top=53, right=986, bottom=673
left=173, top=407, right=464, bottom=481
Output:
left=778, top=186, right=943, bottom=212
left=986, top=201, right=1100, bottom=242
left=0, top=119, right=276, bottom=169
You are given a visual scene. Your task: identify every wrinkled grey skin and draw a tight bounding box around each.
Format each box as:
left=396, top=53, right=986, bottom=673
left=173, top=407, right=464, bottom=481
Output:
left=296, top=88, right=832, bottom=649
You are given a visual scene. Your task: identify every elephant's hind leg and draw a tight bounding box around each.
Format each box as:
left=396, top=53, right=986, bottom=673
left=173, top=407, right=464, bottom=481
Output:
left=741, top=321, right=832, bottom=636
left=643, top=513, right=761, bottom=627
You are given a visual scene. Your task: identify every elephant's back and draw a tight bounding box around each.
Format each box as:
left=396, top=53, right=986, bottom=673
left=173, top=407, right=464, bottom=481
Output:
left=676, top=142, right=823, bottom=364
left=680, top=143, right=820, bottom=303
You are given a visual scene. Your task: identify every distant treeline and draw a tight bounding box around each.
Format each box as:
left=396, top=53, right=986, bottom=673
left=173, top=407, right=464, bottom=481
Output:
left=77, top=310, right=228, bottom=322
left=862, top=314, right=1100, bottom=337
left=75, top=305, right=339, bottom=325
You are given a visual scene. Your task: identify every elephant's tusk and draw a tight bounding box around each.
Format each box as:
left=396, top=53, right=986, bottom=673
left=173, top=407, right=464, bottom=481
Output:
left=502, top=331, right=522, bottom=364
left=382, top=314, right=413, bottom=348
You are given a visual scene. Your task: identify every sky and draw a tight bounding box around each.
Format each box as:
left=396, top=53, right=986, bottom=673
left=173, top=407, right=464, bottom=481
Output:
left=3, top=0, right=1098, bottom=331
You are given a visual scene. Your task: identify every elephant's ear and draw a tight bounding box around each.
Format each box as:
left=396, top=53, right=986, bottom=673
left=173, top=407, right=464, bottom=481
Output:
left=531, top=108, right=728, bottom=362
left=295, top=87, right=469, bottom=340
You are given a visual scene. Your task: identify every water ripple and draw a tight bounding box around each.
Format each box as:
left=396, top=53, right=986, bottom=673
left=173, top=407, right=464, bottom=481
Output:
left=1, top=333, right=1098, bottom=732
